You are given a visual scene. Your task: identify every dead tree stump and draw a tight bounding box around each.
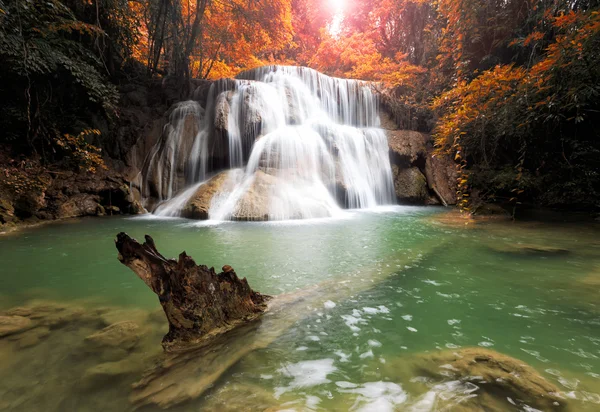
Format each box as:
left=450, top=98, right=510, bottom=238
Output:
left=115, top=232, right=270, bottom=352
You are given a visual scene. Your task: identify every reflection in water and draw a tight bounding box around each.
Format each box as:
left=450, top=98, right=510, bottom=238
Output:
left=0, top=209, right=599, bottom=411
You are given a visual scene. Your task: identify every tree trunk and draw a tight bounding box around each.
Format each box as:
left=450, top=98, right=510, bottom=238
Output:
left=115, top=232, right=270, bottom=352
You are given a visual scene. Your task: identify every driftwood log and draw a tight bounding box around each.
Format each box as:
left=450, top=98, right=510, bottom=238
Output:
left=111, top=232, right=441, bottom=409
left=115, top=232, right=270, bottom=352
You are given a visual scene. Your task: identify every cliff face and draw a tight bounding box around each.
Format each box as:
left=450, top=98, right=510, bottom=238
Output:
left=0, top=150, right=144, bottom=232
left=380, top=110, right=457, bottom=206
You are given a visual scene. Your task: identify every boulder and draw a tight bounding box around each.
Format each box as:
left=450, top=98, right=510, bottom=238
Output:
left=0, top=316, right=34, bottom=337
left=392, top=166, right=429, bottom=204
left=181, top=170, right=238, bottom=220
left=424, top=153, right=458, bottom=206
left=408, top=348, right=567, bottom=411
left=387, top=130, right=428, bottom=166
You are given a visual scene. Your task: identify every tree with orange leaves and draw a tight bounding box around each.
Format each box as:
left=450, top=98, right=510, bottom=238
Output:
left=434, top=6, right=600, bottom=211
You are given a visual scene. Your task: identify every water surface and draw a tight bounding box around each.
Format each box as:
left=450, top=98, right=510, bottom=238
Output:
left=0, top=208, right=599, bottom=411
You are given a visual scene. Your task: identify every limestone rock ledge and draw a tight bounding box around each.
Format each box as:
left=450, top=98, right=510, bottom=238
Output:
left=381, top=110, right=458, bottom=206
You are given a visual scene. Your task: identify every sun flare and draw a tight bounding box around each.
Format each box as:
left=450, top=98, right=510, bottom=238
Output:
left=329, top=0, right=346, bottom=11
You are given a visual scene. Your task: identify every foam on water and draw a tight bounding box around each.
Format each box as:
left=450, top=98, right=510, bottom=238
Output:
left=275, top=358, right=337, bottom=397
left=337, top=381, right=408, bottom=412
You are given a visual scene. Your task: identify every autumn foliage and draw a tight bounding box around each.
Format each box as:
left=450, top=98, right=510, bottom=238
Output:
left=1, top=0, right=598, bottom=209
left=434, top=7, right=600, bottom=210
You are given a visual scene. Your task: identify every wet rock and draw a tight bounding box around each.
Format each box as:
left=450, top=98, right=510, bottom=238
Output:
left=283, top=85, right=306, bottom=125
left=141, top=101, right=203, bottom=200
left=231, top=171, right=276, bottom=221
left=214, top=91, right=232, bottom=132
left=105, top=205, right=121, bottom=215
left=181, top=170, right=239, bottom=219
left=409, top=348, right=567, bottom=411
left=392, top=166, right=429, bottom=204
left=239, top=85, right=264, bottom=141
left=115, top=233, right=270, bottom=351
left=0, top=315, right=34, bottom=337
left=84, top=321, right=141, bottom=351
left=426, top=209, right=478, bottom=228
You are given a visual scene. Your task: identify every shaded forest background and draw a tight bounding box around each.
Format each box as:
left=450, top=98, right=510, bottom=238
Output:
left=0, top=0, right=599, bottom=212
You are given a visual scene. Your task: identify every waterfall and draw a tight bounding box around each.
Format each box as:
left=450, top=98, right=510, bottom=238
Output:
left=142, top=66, right=395, bottom=220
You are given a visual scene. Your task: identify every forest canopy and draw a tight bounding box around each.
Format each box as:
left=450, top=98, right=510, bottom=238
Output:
left=0, top=0, right=598, bottom=211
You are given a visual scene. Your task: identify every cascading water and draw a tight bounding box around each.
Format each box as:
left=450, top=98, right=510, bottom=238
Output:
left=143, top=66, right=395, bottom=220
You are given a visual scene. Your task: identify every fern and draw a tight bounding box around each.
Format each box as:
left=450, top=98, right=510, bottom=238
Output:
left=0, top=0, right=123, bottom=165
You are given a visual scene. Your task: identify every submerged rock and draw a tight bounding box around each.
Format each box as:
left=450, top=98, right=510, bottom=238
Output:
left=8, top=326, right=51, bottom=349
left=82, top=358, right=142, bottom=388
left=115, top=232, right=270, bottom=351
left=407, top=348, right=567, bottom=411
left=580, top=265, right=600, bottom=287
left=488, top=242, right=570, bottom=256
left=0, top=315, right=33, bottom=337
left=84, top=321, right=141, bottom=351
left=4, top=300, right=92, bottom=328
